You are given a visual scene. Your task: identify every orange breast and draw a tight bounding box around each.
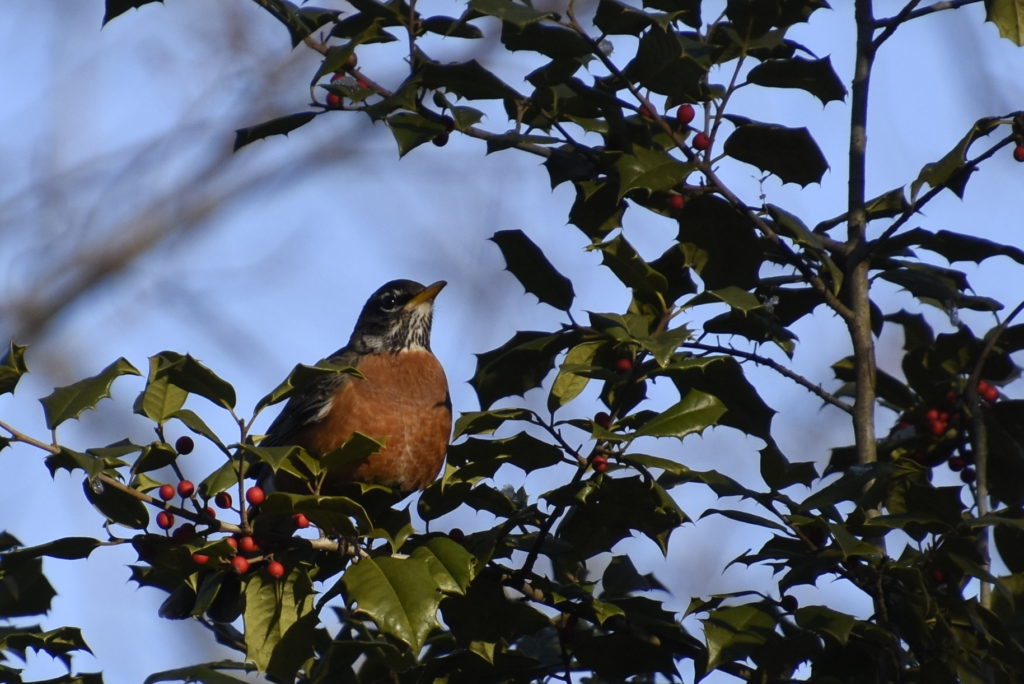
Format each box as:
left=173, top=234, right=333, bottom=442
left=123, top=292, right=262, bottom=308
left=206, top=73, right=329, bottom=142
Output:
left=291, top=350, right=451, bottom=492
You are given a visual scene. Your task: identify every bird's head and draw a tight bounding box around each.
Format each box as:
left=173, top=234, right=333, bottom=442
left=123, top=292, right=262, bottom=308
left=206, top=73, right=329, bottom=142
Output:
left=349, top=279, right=446, bottom=353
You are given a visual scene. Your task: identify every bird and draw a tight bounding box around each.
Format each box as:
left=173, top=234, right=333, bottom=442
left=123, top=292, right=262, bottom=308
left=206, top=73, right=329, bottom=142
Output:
left=260, top=279, right=451, bottom=494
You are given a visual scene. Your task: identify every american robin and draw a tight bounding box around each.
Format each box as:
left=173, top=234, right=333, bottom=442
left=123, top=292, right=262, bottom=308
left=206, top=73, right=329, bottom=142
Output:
left=261, top=279, right=451, bottom=494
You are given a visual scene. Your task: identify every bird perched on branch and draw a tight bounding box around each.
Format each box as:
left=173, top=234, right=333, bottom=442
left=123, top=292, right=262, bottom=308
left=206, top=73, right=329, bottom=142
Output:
left=261, top=279, right=451, bottom=494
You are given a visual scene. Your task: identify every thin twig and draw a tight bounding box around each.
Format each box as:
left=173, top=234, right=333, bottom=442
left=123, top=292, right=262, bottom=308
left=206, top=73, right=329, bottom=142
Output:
left=873, top=0, right=985, bottom=28
left=871, top=0, right=922, bottom=50
left=965, top=299, right=1024, bottom=608
left=681, top=343, right=854, bottom=414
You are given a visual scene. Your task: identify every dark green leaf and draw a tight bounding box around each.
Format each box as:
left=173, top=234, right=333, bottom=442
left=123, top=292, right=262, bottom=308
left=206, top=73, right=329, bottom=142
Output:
left=599, top=234, right=673, bottom=312
left=556, top=476, right=688, bottom=557
left=83, top=477, right=149, bottom=530
left=39, top=358, right=140, bottom=430
left=143, top=660, right=257, bottom=684
left=569, top=179, right=627, bottom=239
left=985, top=0, right=1024, bottom=47
left=133, top=441, right=178, bottom=474
left=0, top=555, right=56, bottom=618
left=885, top=227, right=1024, bottom=266
left=910, top=116, right=1000, bottom=200
left=409, top=536, right=478, bottom=594
left=467, top=0, right=556, bottom=27
left=421, top=15, right=483, bottom=39
left=724, top=116, right=828, bottom=186
left=662, top=355, right=777, bottom=440
left=470, top=331, right=572, bottom=409
left=343, top=556, right=442, bottom=653
left=490, top=229, right=575, bottom=310
left=501, top=22, right=593, bottom=58
left=452, top=408, right=536, bottom=438
left=760, top=443, right=817, bottom=490
left=320, top=432, right=383, bottom=474
left=255, top=360, right=360, bottom=415
left=2, top=537, right=102, bottom=562
left=614, top=145, right=692, bottom=199
left=623, top=26, right=708, bottom=102
left=169, top=409, right=225, bottom=450
left=594, top=0, right=655, bottom=35
left=0, top=626, right=93, bottom=669
left=103, top=0, right=163, bottom=24
left=233, top=112, right=318, bottom=152
left=676, top=194, right=761, bottom=290
left=244, top=569, right=315, bottom=675
left=747, top=56, right=846, bottom=104
left=549, top=341, right=602, bottom=410
left=151, top=351, right=236, bottom=410
left=386, top=112, right=447, bottom=157
left=702, top=603, right=776, bottom=672
left=419, top=59, right=521, bottom=100
left=794, top=605, right=855, bottom=644
left=601, top=555, right=666, bottom=596
left=0, top=341, right=28, bottom=395
left=633, top=390, right=726, bottom=439
left=447, top=432, right=563, bottom=480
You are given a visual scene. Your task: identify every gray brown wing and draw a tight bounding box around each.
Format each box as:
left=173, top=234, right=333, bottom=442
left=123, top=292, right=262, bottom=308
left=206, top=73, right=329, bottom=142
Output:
left=260, top=348, right=360, bottom=447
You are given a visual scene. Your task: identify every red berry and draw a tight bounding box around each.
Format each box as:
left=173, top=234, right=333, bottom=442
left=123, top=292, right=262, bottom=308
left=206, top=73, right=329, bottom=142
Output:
left=594, top=412, right=612, bottom=429
left=676, top=104, right=695, bottom=125
left=448, top=528, right=465, bottom=543
left=639, top=104, right=654, bottom=118
left=156, top=511, right=174, bottom=530
left=925, top=408, right=940, bottom=421
left=238, top=536, right=259, bottom=554
left=158, top=484, right=175, bottom=501
left=1014, top=144, right=1024, bottom=162
left=592, top=455, right=609, bottom=473
left=355, top=76, right=371, bottom=89
left=928, top=420, right=947, bottom=436
left=614, top=358, right=633, bottom=374
left=204, top=506, right=217, bottom=519
left=191, top=553, right=210, bottom=566
left=981, top=384, right=999, bottom=402
left=245, top=486, right=266, bottom=506
left=177, top=480, right=195, bottom=498
left=175, top=436, right=194, bottom=455
left=326, top=93, right=342, bottom=108
left=960, top=468, right=977, bottom=484
left=225, top=537, right=238, bottom=550
left=292, top=513, right=310, bottom=529
left=345, top=53, right=358, bottom=70
left=172, top=523, right=196, bottom=543
left=330, top=72, right=346, bottom=83
left=266, top=560, right=286, bottom=579
left=667, top=194, right=685, bottom=211
left=692, top=132, right=711, bottom=150
left=230, top=555, right=250, bottom=575
left=214, top=491, right=232, bottom=509
left=948, top=456, right=966, bottom=472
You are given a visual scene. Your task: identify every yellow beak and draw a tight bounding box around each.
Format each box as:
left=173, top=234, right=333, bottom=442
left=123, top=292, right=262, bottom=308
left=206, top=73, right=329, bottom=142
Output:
left=405, top=280, right=447, bottom=309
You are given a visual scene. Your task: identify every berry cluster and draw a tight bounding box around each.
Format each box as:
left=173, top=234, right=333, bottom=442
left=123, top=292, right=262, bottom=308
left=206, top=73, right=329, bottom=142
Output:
left=147, top=470, right=311, bottom=581
left=898, top=381, right=1000, bottom=484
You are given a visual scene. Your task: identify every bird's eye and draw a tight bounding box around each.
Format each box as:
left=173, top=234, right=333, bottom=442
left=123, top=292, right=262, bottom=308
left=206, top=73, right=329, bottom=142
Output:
left=379, top=292, right=400, bottom=312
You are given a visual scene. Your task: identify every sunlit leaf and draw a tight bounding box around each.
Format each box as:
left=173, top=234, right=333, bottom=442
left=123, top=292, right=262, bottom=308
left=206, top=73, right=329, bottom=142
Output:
left=40, top=358, right=140, bottom=430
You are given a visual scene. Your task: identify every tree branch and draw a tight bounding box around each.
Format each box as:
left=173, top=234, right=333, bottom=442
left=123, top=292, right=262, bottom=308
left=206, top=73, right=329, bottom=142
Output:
left=682, top=342, right=854, bottom=414
left=873, top=0, right=985, bottom=29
